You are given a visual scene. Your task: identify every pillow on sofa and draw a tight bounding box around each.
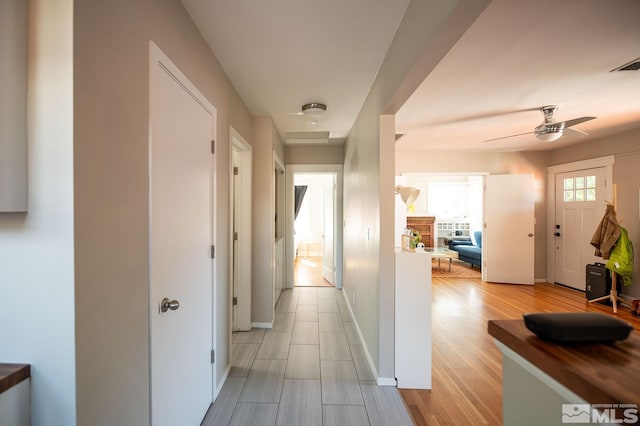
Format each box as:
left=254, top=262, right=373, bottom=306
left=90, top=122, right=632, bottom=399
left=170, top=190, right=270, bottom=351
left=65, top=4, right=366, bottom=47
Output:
left=472, top=230, right=482, bottom=248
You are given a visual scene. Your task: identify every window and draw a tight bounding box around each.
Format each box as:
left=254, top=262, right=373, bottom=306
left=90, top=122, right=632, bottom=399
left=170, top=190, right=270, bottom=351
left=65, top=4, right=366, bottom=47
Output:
left=564, top=175, right=596, bottom=202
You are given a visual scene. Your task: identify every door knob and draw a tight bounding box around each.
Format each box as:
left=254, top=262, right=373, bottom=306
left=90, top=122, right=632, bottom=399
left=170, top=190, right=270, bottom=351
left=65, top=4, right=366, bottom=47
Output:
left=528, top=233, right=534, bottom=237
left=161, top=297, right=180, bottom=313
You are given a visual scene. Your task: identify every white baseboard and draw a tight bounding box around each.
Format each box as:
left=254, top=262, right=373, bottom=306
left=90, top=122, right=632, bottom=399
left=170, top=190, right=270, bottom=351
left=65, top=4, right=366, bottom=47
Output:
left=340, top=290, right=388, bottom=386
left=377, top=377, right=397, bottom=386
left=251, top=322, right=273, bottom=329
left=535, top=278, right=547, bottom=283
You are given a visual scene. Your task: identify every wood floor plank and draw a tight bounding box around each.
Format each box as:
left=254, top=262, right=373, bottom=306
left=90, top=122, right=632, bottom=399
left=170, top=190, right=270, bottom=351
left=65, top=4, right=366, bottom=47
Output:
left=256, top=332, right=291, bottom=360
left=361, top=383, right=413, bottom=426
left=291, top=322, right=320, bottom=345
left=285, top=345, right=320, bottom=379
left=398, top=278, right=640, bottom=426
left=229, top=402, right=278, bottom=426
left=321, top=360, right=364, bottom=406
left=323, top=405, right=371, bottom=426
left=276, top=379, right=322, bottom=426
left=239, top=359, right=286, bottom=403
left=319, top=332, right=352, bottom=360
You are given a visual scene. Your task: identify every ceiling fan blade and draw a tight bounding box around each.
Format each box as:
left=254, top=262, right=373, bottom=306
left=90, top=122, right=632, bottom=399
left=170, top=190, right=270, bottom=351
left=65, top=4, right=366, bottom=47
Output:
left=561, top=116, right=596, bottom=128
left=483, top=131, right=534, bottom=143
left=565, top=127, right=589, bottom=137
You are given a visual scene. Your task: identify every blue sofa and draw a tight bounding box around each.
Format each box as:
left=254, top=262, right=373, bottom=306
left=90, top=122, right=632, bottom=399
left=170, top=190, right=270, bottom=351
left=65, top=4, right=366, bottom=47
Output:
left=449, top=231, right=482, bottom=268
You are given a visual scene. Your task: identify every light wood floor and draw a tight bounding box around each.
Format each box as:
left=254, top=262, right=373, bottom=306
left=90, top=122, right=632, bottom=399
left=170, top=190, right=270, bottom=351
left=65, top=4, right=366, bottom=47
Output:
left=400, top=278, right=640, bottom=425
left=295, top=256, right=333, bottom=287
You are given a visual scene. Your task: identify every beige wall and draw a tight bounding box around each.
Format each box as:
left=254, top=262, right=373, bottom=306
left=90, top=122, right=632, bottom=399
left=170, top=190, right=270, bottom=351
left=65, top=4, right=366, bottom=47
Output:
left=251, top=116, right=284, bottom=323
left=396, top=150, right=550, bottom=280
left=74, top=0, right=252, bottom=424
left=343, top=0, right=488, bottom=380
left=284, top=144, right=345, bottom=164
left=550, top=128, right=640, bottom=298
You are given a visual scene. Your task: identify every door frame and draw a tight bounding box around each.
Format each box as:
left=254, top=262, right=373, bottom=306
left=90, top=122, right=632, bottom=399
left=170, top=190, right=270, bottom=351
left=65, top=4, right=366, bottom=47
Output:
left=229, top=127, right=252, bottom=332
left=148, top=40, right=217, bottom=419
left=546, top=155, right=614, bottom=284
left=285, top=164, right=343, bottom=289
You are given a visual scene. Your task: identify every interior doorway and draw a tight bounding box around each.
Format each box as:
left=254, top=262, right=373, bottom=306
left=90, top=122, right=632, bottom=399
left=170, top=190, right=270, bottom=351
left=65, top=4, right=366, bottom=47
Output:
left=293, top=173, right=335, bottom=287
left=230, top=128, right=252, bottom=331
left=285, top=165, right=343, bottom=289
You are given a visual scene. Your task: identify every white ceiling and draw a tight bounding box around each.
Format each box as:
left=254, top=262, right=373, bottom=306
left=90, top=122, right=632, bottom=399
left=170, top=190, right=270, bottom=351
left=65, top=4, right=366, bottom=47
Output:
left=182, top=0, right=640, bottom=151
left=181, top=0, right=410, bottom=143
left=396, top=0, right=640, bottom=152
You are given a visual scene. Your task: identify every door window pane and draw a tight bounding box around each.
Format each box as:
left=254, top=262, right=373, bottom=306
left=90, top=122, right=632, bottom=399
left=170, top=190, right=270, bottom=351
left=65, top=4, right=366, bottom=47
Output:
left=563, top=175, right=597, bottom=203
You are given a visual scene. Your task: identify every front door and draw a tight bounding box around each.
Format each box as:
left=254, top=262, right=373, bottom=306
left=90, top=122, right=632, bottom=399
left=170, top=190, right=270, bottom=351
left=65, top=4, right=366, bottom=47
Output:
left=483, top=174, right=535, bottom=285
left=553, top=168, right=607, bottom=290
left=149, top=43, right=214, bottom=425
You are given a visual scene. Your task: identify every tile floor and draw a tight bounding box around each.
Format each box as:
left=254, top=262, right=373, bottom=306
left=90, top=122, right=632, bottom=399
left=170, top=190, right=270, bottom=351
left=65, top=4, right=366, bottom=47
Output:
left=202, top=286, right=414, bottom=426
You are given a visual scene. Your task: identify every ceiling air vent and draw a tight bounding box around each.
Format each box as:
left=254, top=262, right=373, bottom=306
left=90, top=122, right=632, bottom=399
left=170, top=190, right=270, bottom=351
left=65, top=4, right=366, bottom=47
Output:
left=611, top=57, right=640, bottom=72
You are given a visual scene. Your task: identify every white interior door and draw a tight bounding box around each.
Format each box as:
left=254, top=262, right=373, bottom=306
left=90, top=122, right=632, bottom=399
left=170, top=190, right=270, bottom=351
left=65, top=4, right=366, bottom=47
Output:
left=553, top=168, right=607, bottom=290
left=322, top=175, right=335, bottom=284
left=483, top=174, right=535, bottom=285
left=149, top=43, right=213, bottom=425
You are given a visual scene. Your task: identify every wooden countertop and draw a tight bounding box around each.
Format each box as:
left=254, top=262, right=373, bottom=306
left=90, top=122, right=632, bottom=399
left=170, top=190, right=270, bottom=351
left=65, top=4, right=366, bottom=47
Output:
left=488, top=319, right=640, bottom=404
left=0, top=363, right=30, bottom=394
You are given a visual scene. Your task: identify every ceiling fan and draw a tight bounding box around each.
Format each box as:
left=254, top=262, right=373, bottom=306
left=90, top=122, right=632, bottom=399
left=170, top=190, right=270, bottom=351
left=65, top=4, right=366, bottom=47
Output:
left=484, top=106, right=596, bottom=143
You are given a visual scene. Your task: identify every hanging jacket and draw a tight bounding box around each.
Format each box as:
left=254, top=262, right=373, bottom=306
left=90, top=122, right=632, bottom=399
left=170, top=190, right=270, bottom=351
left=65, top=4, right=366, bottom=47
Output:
left=606, top=227, right=634, bottom=286
left=591, top=204, right=621, bottom=260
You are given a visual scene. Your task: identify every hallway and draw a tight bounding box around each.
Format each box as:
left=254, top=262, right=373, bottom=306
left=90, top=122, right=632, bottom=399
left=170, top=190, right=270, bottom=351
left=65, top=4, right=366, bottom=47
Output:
left=203, top=287, right=413, bottom=425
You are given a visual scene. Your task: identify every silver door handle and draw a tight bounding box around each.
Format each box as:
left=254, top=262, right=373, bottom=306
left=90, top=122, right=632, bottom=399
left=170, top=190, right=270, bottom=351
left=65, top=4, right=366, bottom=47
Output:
left=161, top=297, right=180, bottom=313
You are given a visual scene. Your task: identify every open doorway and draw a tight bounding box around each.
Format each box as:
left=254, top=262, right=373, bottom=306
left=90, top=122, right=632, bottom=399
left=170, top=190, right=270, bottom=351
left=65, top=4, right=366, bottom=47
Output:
left=396, top=173, right=484, bottom=278
left=285, top=165, right=343, bottom=289
left=293, top=173, right=335, bottom=287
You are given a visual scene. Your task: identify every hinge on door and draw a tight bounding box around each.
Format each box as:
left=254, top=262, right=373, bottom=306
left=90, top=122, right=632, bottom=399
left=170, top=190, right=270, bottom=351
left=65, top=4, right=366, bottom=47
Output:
left=233, top=231, right=238, bottom=241
left=211, top=349, right=215, bottom=364
left=211, top=245, right=215, bottom=258
left=233, top=166, right=239, bottom=175
left=233, top=297, right=238, bottom=306
left=211, top=140, right=215, bottom=154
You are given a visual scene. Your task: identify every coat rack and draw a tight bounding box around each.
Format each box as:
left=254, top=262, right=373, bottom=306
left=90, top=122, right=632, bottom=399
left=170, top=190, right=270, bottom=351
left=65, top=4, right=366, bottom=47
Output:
left=588, top=184, right=630, bottom=313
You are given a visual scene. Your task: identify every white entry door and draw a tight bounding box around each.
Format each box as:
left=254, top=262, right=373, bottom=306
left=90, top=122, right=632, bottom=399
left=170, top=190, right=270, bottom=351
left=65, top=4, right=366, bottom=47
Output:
left=149, top=43, right=214, bottom=425
left=483, top=174, right=535, bottom=285
left=322, top=175, right=335, bottom=284
left=553, top=168, right=607, bottom=290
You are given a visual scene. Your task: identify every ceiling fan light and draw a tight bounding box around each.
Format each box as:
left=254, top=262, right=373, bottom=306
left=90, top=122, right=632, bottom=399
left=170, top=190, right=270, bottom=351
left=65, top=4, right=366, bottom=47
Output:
left=536, top=131, right=563, bottom=142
